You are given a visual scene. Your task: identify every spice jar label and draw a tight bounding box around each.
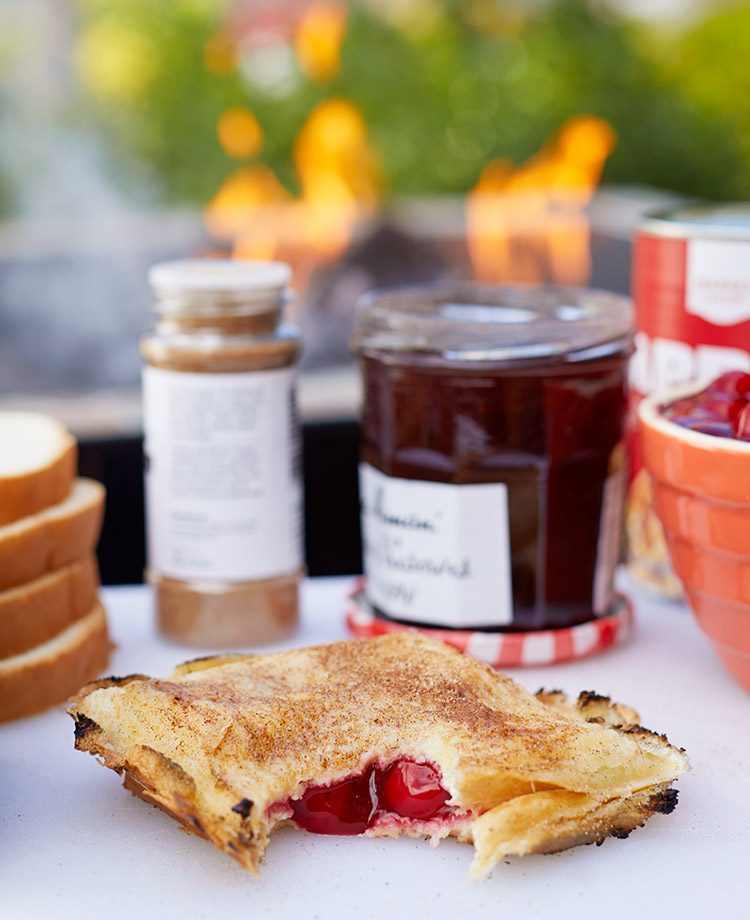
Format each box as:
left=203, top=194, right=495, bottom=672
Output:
left=359, top=463, right=513, bottom=628
left=143, top=366, right=303, bottom=582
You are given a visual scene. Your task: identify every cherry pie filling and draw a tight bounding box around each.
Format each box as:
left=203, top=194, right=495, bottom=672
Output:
left=660, top=371, right=750, bottom=441
left=285, top=759, right=456, bottom=835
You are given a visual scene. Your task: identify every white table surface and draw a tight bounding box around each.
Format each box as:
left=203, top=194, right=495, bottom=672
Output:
left=1, top=576, right=748, bottom=920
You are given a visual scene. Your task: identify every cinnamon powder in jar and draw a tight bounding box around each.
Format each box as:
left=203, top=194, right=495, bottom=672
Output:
left=140, top=260, right=304, bottom=646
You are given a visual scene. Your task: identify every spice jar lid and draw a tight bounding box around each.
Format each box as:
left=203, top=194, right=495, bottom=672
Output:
left=149, top=259, right=291, bottom=296
left=351, top=282, right=632, bottom=365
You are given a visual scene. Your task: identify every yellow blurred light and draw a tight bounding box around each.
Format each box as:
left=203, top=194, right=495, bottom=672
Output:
left=232, top=229, right=280, bottom=261
left=294, top=99, right=380, bottom=210
left=294, top=1, right=348, bottom=82
left=75, top=20, right=156, bottom=104
left=365, top=0, right=442, bottom=37
left=464, top=0, right=524, bottom=36
left=205, top=33, right=237, bottom=75
left=217, top=108, right=264, bottom=159
left=205, top=165, right=291, bottom=238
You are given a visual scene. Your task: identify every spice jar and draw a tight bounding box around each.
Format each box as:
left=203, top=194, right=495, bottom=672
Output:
left=352, top=283, right=632, bottom=633
left=141, top=260, right=303, bottom=646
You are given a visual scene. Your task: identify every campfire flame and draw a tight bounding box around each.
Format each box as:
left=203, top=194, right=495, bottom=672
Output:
left=205, top=99, right=380, bottom=268
left=294, top=0, right=348, bottom=81
left=292, top=99, right=380, bottom=256
left=202, top=1, right=379, bottom=277
left=204, top=4, right=613, bottom=294
left=466, top=115, right=616, bottom=285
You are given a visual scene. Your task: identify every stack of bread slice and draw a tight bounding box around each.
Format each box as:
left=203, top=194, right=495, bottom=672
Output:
left=0, top=412, right=111, bottom=722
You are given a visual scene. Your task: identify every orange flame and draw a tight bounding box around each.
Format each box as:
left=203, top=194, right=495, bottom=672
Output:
left=293, top=99, right=380, bottom=257
left=205, top=165, right=290, bottom=238
left=203, top=4, right=372, bottom=284
left=466, top=115, right=616, bottom=284
left=294, top=1, right=348, bottom=82
left=205, top=99, right=380, bottom=271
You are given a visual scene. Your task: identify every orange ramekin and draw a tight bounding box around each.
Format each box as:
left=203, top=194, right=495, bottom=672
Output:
left=639, top=385, right=750, bottom=692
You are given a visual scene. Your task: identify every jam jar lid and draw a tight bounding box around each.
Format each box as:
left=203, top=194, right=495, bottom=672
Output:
left=351, top=283, right=633, bottom=365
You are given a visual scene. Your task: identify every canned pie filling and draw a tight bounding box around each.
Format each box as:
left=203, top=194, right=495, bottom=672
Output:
left=352, top=284, right=633, bottom=632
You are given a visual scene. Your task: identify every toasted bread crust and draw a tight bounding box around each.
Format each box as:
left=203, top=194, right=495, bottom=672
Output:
left=0, top=555, right=100, bottom=658
left=469, top=782, right=678, bottom=877
left=69, top=634, right=687, bottom=877
left=0, top=479, right=104, bottom=592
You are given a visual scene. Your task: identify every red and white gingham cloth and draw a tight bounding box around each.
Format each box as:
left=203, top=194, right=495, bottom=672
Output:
left=345, top=579, right=633, bottom=668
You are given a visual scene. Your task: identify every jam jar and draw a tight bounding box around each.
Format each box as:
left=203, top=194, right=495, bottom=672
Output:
left=352, top=283, right=633, bottom=632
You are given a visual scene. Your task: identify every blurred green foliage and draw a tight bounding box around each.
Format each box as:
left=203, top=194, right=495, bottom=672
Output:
left=51, top=0, right=750, bottom=206
left=669, top=4, right=750, bottom=197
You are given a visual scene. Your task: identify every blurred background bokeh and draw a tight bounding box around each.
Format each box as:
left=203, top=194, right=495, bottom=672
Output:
left=4, top=0, right=750, bottom=393
left=2, top=0, right=749, bottom=580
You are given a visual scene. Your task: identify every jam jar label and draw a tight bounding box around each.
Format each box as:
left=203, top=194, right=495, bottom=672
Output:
left=143, top=366, right=303, bottom=582
left=359, top=463, right=513, bottom=628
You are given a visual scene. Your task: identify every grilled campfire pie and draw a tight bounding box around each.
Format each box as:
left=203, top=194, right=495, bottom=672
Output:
left=69, top=633, right=688, bottom=878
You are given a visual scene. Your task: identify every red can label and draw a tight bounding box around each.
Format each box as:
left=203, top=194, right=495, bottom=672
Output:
left=629, top=231, right=750, bottom=471
left=632, top=233, right=750, bottom=390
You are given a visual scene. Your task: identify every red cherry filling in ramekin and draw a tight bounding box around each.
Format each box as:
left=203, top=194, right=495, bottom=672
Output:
left=286, top=759, right=455, bottom=836
left=660, top=371, right=750, bottom=441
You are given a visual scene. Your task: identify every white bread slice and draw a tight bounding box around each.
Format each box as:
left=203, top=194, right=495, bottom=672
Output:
left=0, top=478, right=104, bottom=592
left=0, top=555, right=100, bottom=658
left=0, top=601, right=110, bottom=723
left=0, top=411, right=77, bottom=527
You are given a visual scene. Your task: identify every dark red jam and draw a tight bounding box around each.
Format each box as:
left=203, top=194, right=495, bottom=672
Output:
left=660, top=371, right=750, bottom=442
left=359, top=353, right=629, bottom=631
left=353, top=284, right=633, bottom=633
left=289, top=760, right=452, bottom=835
